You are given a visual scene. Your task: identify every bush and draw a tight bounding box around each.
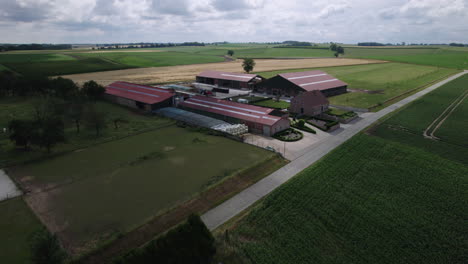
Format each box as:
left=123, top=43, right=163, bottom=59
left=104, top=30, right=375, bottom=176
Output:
left=30, top=229, right=67, bottom=264
left=273, top=128, right=303, bottom=142
left=291, top=123, right=316, bottom=134
left=114, top=214, right=216, bottom=264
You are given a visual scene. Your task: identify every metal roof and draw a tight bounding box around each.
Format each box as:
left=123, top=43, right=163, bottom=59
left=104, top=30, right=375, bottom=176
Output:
left=197, top=70, right=259, bottom=83
left=105, top=81, right=174, bottom=104
left=279, top=70, right=347, bottom=92
left=179, top=95, right=283, bottom=126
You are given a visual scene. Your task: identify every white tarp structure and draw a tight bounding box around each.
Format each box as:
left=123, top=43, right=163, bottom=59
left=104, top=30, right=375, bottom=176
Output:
left=0, top=169, right=22, bottom=201
left=211, top=124, right=249, bottom=136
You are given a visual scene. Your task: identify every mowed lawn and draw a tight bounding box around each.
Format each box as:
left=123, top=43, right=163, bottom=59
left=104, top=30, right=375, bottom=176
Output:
left=216, top=73, right=468, bottom=264
left=252, top=99, right=290, bottom=109
left=0, top=198, right=43, bottom=264
left=257, top=63, right=458, bottom=109
left=346, top=47, right=468, bottom=69
left=11, top=125, right=274, bottom=252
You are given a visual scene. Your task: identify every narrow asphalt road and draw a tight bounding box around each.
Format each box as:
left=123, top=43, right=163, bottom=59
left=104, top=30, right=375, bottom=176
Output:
left=201, top=70, right=468, bottom=231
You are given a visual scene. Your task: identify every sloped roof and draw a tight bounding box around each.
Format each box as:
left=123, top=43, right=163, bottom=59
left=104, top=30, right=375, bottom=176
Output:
left=179, top=95, right=283, bottom=126
left=197, top=70, right=259, bottom=83
left=105, top=81, right=174, bottom=104
left=279, top=70, right=347, bottom=92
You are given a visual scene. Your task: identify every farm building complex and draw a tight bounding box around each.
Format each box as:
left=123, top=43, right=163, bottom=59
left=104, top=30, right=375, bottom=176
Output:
left=290, top=90, right=329, bottom=116
left=196, top=70, right=264, bottom=90
left=179, top=95, right=290, bottom=136
left=105, top=82, right=174, bottom=112
left=256, top=70, right=347, bottom=97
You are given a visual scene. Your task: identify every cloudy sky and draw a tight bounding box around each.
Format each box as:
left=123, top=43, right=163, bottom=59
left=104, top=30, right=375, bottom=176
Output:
left=1, top=0, right=467, bottom=44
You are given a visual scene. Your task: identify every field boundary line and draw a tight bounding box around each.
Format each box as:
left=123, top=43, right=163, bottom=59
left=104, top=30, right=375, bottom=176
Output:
left=425, top=89, right=468, bottom=139
left=201, top=70, right=468, bottom=231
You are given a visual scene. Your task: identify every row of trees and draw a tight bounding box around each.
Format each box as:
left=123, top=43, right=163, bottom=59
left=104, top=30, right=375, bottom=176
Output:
left=0, top=44, right=71, bottom=52
left=0, top=71, right=104, bottom=99
left=93, top=42, right=205, bottom=50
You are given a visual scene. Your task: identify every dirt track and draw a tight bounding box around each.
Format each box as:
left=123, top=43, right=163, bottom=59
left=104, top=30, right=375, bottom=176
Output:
left=62, top=58, right=385, bottom=86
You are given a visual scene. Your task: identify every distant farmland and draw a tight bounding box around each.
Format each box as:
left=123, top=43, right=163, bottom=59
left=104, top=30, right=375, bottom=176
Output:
left=215, top=74, right=468, bottom=264
left=346, top=47, right=468, bottom=69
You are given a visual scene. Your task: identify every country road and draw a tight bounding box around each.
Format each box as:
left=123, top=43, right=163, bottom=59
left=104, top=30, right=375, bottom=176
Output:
left=201, top=70, right=468, bottom=231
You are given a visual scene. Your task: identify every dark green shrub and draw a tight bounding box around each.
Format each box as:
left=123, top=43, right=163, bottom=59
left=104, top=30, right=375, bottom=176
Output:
left=114, top=214, right=215, bottom=264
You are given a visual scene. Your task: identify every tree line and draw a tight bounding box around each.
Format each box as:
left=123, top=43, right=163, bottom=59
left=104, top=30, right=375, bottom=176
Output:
left=0, top=44, right=71, bottom=52
left=94, top=42, right=206, bottom=50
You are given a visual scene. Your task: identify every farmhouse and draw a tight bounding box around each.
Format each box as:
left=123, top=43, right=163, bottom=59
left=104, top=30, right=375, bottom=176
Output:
left=196, top=70, right=264, bottom=90
left=105, top=81, right=174, bottom=112
left=256, top=70, right=347, bottom=97
left=179, top=95, right=290, bottom=136
left=290, top=90, right=329, bottom=116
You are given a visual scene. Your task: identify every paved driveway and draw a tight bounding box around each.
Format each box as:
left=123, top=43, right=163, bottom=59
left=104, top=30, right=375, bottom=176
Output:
left=201, top=70, right=468, bottom=231
left=0, top=169, right=22, bottom=201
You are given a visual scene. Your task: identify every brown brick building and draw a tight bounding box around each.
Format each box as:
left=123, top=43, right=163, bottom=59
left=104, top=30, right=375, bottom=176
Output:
left=289, top=90, right=329, bottom=116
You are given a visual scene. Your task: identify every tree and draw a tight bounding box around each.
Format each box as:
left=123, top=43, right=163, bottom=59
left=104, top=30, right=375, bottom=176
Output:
left=84, top=105, right=106, bottom=136
left=33, top=117, right=65, bottom=153
left=48, top=77, right=79, bottom=99
left=82, top=80, right=105, bottom=100
left=330, top=43, right=338, bottom=51
left=242, top=58, right=256, bottom=73
left=336, top=46, right=344, bottom=55
left=227, top=50, right=234, bottom=56
left=334, top=52, right=339, bottom=58
left=8, top=119, right=36, bottom=150
left=67, top=96, right=86, bottom=133
left=30, top=229, right=67, bottom=264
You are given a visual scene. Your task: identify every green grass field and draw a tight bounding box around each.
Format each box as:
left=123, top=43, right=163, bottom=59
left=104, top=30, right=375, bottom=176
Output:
left=257, top=63, right=458, bottom=109
left=0, top=198, right=43, bottom=264
left=0, top=53, right=76, bottom=63
left=74, top=51, right=225, bottom=68
left=0, top=98, right=173, bottom=167
left=252, top=99, right=290, bottom=109
left=215, top=73, right=468, bottom=264
left=11, top=125, right=274, bottom=253
left=346, top=47, right=468, bottom=69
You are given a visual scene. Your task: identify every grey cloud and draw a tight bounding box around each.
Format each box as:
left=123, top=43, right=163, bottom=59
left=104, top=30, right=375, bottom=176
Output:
left=151, top=0, right=190, bottom=15
left=0, top=0, right=54, bottom=22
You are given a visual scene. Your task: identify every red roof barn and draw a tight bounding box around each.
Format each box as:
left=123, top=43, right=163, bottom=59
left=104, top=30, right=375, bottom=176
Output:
left=255, top=70, right=347, bottom=97
left=179, top=95, right=290, bottom=136
left=196, top=70, right=264, bottom=90
left=105, top=82, right=174, bottom=112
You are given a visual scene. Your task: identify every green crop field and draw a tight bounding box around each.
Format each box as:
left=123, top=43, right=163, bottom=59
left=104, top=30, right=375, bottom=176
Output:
left=10, top=125, right=275, bottom=253
left=257, top=63, right=459, bottom=109
left=215, top=74, right=468, bottom=264
left=346, top=47, right=468, bottom=69
left=373, top=74, right=468, bottom=163
left=3, top=57, right=133, bottom=77
left=0, top=53, right=76, bottom=63
left=0, top=98, right=173, bottom=167
left=252, top=99, right=290, bottom=109
left=0, top=198, right=43, bottom=264
left=74, top=51, right=225, bottom=68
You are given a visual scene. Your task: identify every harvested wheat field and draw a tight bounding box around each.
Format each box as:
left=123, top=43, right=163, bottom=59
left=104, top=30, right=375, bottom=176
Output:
left=62, top=58, right=385, bottom=86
